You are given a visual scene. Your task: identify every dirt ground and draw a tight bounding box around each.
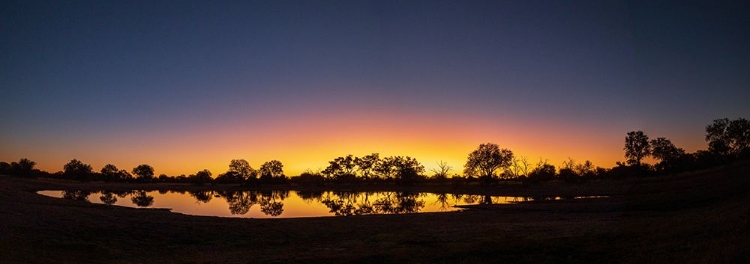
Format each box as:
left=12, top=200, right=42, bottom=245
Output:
left=1, top=163, right=748, bottom=263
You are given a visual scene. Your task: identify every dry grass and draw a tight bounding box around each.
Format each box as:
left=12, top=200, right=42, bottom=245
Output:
left=1, top=163, right=748, bottom=263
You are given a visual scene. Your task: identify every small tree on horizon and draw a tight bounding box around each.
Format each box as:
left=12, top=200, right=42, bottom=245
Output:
left=624, top=131, right=651, bottom=167
left=227, top=159, right=257, bottom=181
left=132, top=164, right=155, bottom=182
left=464, top=143, right=514, bottom=185
left=192, top=169, right=213, bottom=185
left=9, top=158, right=36, bottom=177
left=259, top=160, right=284, bottom=182
left=431, top=160, right=452, bottom=180
left=64, top=159, right=93, bottom=181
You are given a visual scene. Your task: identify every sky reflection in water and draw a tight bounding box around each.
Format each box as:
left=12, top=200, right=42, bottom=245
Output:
left=38, top=190, right=598, bottom=218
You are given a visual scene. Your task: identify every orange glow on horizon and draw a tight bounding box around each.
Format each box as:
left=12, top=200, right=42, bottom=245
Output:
left=3, top=108, right=707, bottom=177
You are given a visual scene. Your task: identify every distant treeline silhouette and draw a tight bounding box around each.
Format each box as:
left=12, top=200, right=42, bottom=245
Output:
left=2, top=118, right=748, bottom=186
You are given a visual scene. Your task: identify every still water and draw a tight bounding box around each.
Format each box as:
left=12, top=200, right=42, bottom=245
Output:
left=38, top=190, right=599, bottom=218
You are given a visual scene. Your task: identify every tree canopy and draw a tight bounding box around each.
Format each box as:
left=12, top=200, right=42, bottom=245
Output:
left=132, top=164, right=155, bottom=181
left=464, top=143, right=514, bottom=180
left=706, top=118, right=750, bottom=156
left=624, top=131, right=651, bottom=167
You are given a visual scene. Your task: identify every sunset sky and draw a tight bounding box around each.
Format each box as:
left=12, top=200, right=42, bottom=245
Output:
left=2, top=0, right=749, bottom=176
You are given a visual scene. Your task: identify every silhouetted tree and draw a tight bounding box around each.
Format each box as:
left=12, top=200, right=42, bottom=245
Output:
left=63, top=159, right=93, bottom=181
left=0, top=162, right=10, bottom=175
left=508, top=156, right=531, bottom=180
left=9, top=158, right=36, bottom=177
left=157, top=174, right=171, bottom=182
left=528, top=158, right=556, bottom=182
left=624, top=131, right=651, bottom=167
left=430, top=160, right=452, bottom=182
left=228, top=159, right=257, bottom=182
left=391, top=156, right=425, bottom=185
left=706, top=118, right=750, bottom=158
left=100, top=164, right=119, bottom=181
left=464, top=143, right=514, bottom=185
left=191, top=169, right=212, bottom=185
left=132, top=164, right=155, bottom=182
left=118, top=170, right=133, bottom=181
left=355, top=153, right=380, bottom=180
left=575, top=160, right=595, bottom=180
left=259, top=160, right=284, bottom=183
left=322, top=155, right=357, bottom=182
left=374, top=156, right=397, bottom=181
left=650, top=137, right=686, bottom=173
left=293, top=170, right=325, bottom=186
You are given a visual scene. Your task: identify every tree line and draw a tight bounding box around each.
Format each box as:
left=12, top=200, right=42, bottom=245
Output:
left=2, top=117, right=748, bottom=186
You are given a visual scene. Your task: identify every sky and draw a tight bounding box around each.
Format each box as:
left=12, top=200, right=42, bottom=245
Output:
left=2, top=0, right=749, bottom=176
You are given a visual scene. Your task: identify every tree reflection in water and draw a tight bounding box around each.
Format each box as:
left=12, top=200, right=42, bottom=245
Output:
left=322, top=191, right=425, bottom=216
left=49, top=189, right=574, bottom=217
left=130, top=190, right=154, bottom=207
left=259, top=191, right=287, bottom=217
left=433, top=193, right=450, bottom=211
left=212, top=190, right=288, bottom=216
left=62, top=190, right=91, bottom=201
left=99, top=191, right=117, bottom=205
left=188, top=190, right=214, bottom=204
left=217, top=190, right=258, bottom=215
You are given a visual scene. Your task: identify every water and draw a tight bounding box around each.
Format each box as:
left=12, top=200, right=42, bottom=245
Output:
left=37, top=190, right=604, bottom=218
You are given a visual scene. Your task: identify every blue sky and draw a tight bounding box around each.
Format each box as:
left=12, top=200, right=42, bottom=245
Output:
left=2, top=0, right=748, bottom=175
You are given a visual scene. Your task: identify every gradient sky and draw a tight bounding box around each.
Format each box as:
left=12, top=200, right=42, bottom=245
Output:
left=2, top=0, right=749, bottom=176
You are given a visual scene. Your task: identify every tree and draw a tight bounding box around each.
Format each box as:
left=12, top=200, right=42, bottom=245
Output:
left=430, top=160, right=452, bottom=180
left=322, top=155, right=356, bottom=181
left=575, top=160, right=595, bottom=179
left=508, top=156, right=531, bottom=179
left=0, top=162, right=10, bottom=175
left=64, top=159, right=93, bottom=181
left=259, top=160, right=284, bottom=182
left=624, top=131, right=651, bottom=167
left=650, top=137, right=684, bottom=162
left=10, top=158, right=36, bottom=177
left=391, top=156, right=425, bottom=185
left=374, top=156, right=398, bottom=180
left=228, top=159, right=256, bottom=181
left=132, top=164, right=155, bottom=182
left=649, top=137, right=687, bottom=173
left=528, top=163, right=556, bottom=182
left=192, top=169, right=213, bottom=185
left=100, top=164, right=126, bottom=181
left=354, top=153, right=380, bottom=180
left=464, top=143, right=514, bottom=185
left=706, top=118, right=750, bottom=157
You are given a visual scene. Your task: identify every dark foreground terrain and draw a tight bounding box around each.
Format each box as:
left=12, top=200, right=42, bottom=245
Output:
left=1, top=163, right=748, bottom=263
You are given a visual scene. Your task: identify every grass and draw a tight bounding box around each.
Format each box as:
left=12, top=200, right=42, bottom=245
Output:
left=1, top=162, right=748, bottom=263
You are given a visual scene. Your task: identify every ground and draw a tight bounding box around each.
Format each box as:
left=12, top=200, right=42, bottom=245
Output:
left=1, top=163, right=748, bottom=263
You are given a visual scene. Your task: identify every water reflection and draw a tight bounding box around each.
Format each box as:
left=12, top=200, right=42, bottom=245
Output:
left=99, top=191, right=117, bottom=205
left=130, top=191, right=154, bottom=207
left=62, top=190, right=91, bottom=201
left=40, top=190, right=606, bottom=218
